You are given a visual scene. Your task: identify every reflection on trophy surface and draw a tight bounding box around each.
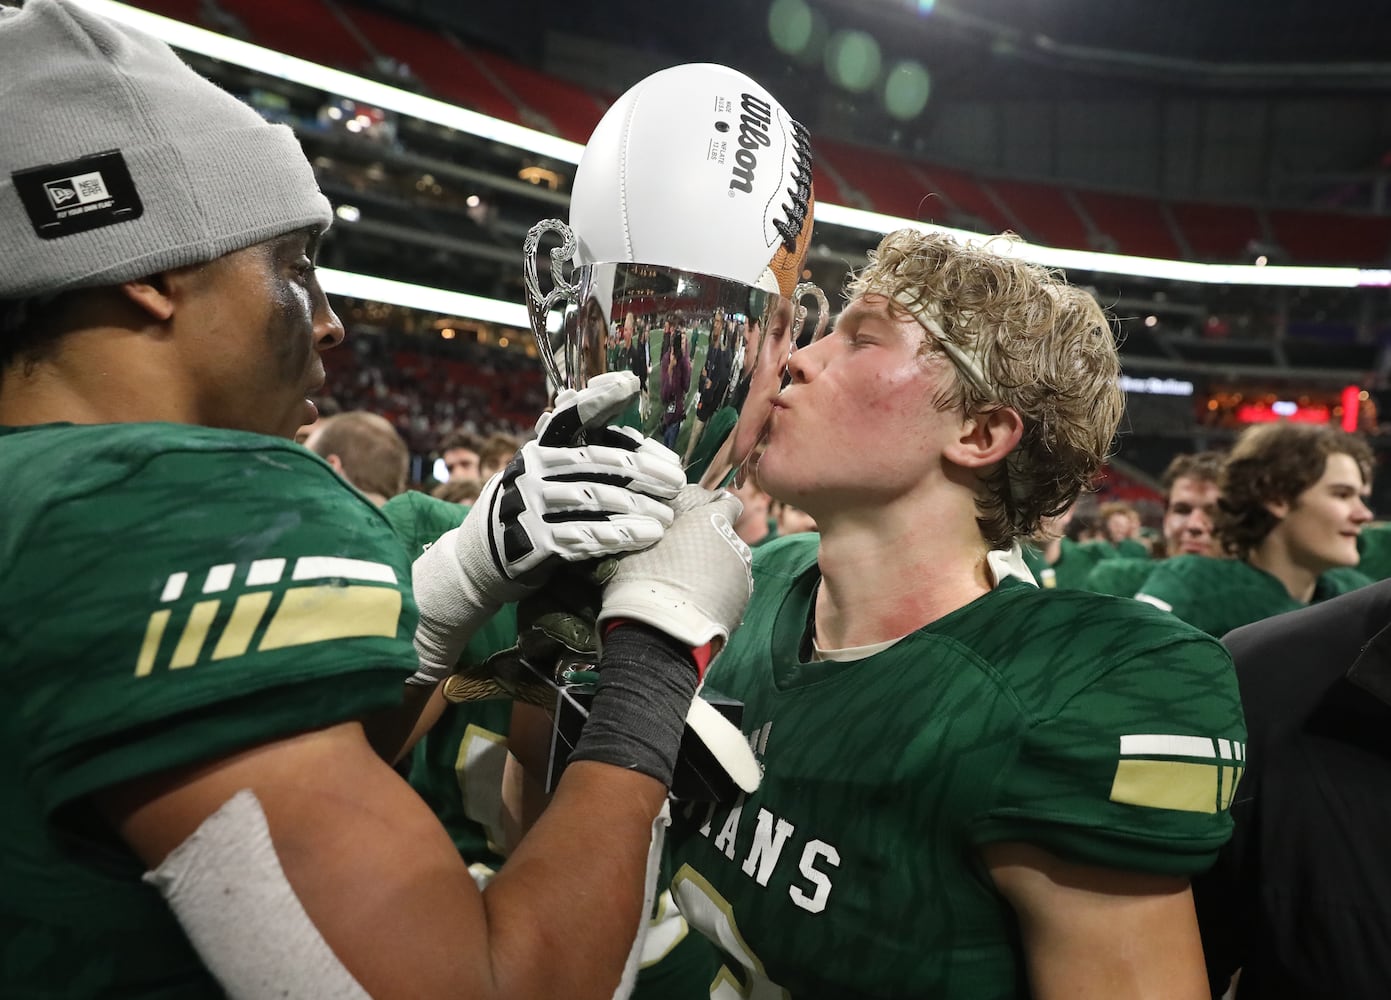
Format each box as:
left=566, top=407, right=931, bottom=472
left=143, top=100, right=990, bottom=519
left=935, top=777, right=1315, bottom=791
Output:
left=524, top=240, right=826, bottom=488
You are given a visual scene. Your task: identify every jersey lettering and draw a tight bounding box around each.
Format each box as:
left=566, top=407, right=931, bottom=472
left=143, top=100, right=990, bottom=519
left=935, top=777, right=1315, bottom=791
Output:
left=789, top=840, right=840, bottom=914
left=740, top=809, right=795, bottom=886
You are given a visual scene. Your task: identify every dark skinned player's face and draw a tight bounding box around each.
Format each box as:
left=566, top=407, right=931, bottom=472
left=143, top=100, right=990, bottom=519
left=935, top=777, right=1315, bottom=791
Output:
left=178, top=228, right=344, bottom=438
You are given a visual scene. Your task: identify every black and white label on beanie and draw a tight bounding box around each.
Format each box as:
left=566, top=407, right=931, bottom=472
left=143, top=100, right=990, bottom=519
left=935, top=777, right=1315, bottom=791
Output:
left=12, top=149, right=143, bottom=240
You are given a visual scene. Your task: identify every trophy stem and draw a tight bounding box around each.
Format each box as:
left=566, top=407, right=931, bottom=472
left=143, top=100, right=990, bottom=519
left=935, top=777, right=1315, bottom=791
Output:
left=523, top=219, right=582, bottom=392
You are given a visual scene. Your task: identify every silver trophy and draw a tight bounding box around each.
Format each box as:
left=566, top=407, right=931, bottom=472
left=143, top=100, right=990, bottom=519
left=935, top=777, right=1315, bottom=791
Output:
left=523, top=219, right=829, bottom=487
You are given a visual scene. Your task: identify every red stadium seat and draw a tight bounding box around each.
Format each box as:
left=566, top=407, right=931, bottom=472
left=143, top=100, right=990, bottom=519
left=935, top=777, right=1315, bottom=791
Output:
left=911, top=163, right=1014, bottom=235
left=1168, top=201, right=1263, bottom=262
left=338, top=6, right=523, bottom=124
left=1074, top=190, right=1183, bottom=259
left=1269, top=209, right=1391, bottom=266
left=469, top=50, right=609, bottom=144
left=815, top=139, right=943, bottom=223
left=220, top=0, right=373, bottom=74
left=985, top=178, right=1091, bottom=250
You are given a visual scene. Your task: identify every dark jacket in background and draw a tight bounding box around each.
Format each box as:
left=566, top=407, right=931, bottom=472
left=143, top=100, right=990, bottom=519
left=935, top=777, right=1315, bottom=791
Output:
left=1194, top=580, right=1391, bottom=999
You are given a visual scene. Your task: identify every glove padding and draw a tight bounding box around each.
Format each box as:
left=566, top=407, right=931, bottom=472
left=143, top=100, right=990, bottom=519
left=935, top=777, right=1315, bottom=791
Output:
left=411, top=372, right=685, bottom=686
left=598, top=485, right=753, bottom=653
left=590, top=486, right=760, bottom=796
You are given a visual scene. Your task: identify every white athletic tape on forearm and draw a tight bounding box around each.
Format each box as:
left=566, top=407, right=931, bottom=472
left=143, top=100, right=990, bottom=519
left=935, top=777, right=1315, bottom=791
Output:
left=143, top=790, right=371, bottom=1000
left=610, top=800, right=671, bottom=1000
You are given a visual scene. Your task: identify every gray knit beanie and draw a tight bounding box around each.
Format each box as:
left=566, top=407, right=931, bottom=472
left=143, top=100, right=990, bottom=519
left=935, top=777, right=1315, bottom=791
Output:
left=0, top=0, right=332, bottom=299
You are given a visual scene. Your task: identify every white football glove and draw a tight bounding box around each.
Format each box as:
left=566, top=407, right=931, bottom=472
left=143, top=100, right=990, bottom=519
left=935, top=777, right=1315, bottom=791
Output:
left=411, top=372, right=685, bottom=686
left=597, top=485, right=761, bottom=795
left=598, top=485, right=753, bottom=653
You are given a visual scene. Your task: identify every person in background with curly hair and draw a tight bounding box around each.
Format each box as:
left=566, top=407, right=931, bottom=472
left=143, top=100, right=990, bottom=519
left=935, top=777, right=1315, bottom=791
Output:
left=661, top=228, right=1246, bottom=998
left=1137, top=423, right=1374, bottom=637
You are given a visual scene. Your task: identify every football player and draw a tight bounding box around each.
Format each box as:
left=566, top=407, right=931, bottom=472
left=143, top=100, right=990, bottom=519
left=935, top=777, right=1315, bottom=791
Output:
left=1137, top=423, right=1373, bottom=635
left=641, top=229, right=1247, bottom=997
left=1084, top=450, right=1225, bottom=597
left=0, top=2, right=744, bottom=997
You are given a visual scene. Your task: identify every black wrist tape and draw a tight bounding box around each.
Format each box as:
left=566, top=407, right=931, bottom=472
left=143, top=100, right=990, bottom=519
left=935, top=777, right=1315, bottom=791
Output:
left=570, top=623, right=699, bottom=787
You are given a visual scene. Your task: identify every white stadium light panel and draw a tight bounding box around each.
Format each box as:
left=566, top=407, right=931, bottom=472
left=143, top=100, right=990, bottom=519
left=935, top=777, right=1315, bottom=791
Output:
left=77, top=0, right=583, bottom=163
left=316, top=269, right=563, bottom=333
left=82, top=0, right=1383, bottom=297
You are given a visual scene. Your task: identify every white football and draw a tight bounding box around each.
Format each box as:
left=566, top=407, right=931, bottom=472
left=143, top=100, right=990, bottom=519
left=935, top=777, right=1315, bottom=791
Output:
left=570, top=63, right=815, bottom=298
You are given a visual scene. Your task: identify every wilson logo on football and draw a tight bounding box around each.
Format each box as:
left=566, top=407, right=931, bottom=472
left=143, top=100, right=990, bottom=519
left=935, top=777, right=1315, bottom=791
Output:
left=729, top=92, right=773, bottom=195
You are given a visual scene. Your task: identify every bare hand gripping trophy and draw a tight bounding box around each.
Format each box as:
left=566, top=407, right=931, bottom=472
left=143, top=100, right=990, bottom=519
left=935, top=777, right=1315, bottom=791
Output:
left=456, top=63, right=824, bottom=801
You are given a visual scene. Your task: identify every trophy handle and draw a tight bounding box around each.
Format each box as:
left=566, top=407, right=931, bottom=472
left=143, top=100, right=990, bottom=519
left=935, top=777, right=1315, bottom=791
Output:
left=523, top=219, right=582, bottom=391
left=792, top=281, right=831, bottom=345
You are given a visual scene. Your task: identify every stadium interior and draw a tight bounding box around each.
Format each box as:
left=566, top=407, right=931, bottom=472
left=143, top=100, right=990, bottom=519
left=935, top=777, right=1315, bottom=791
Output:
left=116, top=0, right=1391, bottom=506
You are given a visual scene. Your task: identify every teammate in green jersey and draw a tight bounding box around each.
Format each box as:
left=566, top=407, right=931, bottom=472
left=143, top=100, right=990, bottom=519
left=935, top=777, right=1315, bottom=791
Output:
left=1021, top=506, right=1114, bottom=589
left=384, top=489, right=724, bottom=1000
left=1085, top=451, right=1224, bottom=597
left=0, top=2, right=740, bottom=996
left=644, top=228, right=1247, bottom=998
left=1137, top=424, right=1373, bottom=636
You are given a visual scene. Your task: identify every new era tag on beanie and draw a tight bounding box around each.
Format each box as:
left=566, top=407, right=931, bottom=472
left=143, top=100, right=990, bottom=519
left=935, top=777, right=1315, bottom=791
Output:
left=12, top=150, right=143, bottom=240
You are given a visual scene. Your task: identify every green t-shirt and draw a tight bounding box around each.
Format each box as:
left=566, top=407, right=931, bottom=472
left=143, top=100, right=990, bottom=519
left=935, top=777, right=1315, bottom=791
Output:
left=1, top=422, right=418, bottom=998
left=1085, top=555, right=1158, bottom=597
left=1136, top=555, right=1374, bottom=637
left=669, top=534, right=1245, bottom=999
left=385, top=490, right=721, bottom=997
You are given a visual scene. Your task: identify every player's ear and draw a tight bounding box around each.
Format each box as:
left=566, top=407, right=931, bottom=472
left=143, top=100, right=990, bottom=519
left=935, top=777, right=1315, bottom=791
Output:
left=117, top=272, right=176, bottom=322
left=944, top=405, right=1023, bottom=470
left=1263, top=497, right=1291, bottom=521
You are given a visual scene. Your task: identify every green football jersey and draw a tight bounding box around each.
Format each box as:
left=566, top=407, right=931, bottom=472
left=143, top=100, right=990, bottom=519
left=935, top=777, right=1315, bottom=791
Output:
left=385, top=490, right=721, bottom=997
left=670, top=534, right=1244, bottom=999
left=1110, top=537, right=1151, bottom=560
left=1085, top=555, right=1157, bottom=597
left=1135, top=555, right=1374, bottom=637
left=1021, top=536, right=1112, bottom=590
left=1356, top=522, right=1391, bottom=581
left=1, top=422, right=418, bottom=998
left=384, top=491, right=517, bottom=870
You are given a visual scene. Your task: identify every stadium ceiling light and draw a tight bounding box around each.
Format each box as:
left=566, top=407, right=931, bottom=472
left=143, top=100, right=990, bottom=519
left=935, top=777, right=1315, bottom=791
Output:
left=316, top=269, right=562, bottom=333
left=84, top=0, right=1389, bottom=291
left=814, top=203, right=1383, bottom=288
left=78, top=0, right=583, bottom=164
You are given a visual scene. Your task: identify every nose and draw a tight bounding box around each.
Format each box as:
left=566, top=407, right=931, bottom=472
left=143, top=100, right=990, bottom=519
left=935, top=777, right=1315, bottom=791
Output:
left=1353, top=496, right=1374, bottom=523
left=784, top=335, right=824, bottom=386
left=313, top=284, right=346, bottom=352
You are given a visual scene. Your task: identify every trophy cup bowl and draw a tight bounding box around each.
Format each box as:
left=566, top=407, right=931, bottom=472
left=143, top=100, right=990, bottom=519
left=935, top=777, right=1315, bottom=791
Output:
left=524, top=218, right=829, bottom=488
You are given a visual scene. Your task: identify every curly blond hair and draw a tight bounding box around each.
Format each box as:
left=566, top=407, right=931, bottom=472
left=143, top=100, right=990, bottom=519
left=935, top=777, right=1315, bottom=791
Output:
left=848, top=229, right=1122, bottom=548
left=1216, top=422, right=1373, bottom=557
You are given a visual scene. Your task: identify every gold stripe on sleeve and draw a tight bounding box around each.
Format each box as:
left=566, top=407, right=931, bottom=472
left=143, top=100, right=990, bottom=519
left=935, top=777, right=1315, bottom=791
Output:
left=1109, top=759, right=1220, bottom=814
left=212, top=591, right=274, bottom=661
left=134, top=609, right=172, bottom=677
left=258, top=585, right=402, bottom=651
left=170, top=600, right=221, bottom=669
